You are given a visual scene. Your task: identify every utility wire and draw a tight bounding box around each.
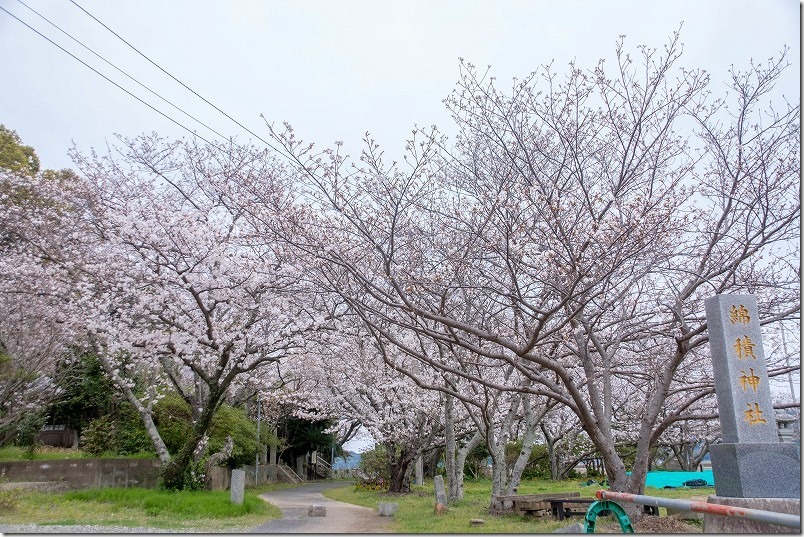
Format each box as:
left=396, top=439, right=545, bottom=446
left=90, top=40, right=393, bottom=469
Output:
left=14, top=0, right=231, bottom=144
left=69, top=0, right=290, bottom=159
left=0, top=5, right=214, bottom=146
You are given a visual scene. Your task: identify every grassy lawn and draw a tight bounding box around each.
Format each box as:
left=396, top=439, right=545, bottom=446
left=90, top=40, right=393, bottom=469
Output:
left=322, top=478, right=712, bottom=533
left=0, top=483, right=290, bottom=532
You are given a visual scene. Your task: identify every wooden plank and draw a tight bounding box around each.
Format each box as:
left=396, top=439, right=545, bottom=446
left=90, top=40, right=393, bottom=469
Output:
left=546, top=498, right=598, bottom=520
left=495, top=491, right=580, bottom=502
left=511, top=492, right=581, bottom=515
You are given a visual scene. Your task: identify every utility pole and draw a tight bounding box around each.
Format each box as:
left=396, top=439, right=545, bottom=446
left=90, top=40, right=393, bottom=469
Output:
left=779, top=321, right=796, bottom=401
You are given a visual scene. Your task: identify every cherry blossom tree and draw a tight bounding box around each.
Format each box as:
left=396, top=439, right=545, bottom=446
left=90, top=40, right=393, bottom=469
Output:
left=76, top=136, right=332, bottom=488
left=0, top=169, right=86, bottom=439
left=3, top=136, right=324, bottom=488
left=275, top=318, right=448, bottom=493
left=263, top=33, right=799, bottom=495
left=0, top=294, right=72, bottom=438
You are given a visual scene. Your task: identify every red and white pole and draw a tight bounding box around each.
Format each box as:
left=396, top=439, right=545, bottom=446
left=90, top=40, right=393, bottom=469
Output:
left=596, top=490, right=800, bottom=530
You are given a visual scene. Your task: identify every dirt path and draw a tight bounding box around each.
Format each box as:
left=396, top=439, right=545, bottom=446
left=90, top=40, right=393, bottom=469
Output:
left=250, top=481, right=394, bottom=534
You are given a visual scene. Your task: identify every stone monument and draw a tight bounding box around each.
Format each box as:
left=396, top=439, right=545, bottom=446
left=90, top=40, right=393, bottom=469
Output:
left=704, top=294, right=800, bottom=533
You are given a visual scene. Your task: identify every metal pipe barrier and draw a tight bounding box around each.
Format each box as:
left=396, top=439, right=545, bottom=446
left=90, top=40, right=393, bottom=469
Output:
left=595, top=490, right=801, bottom=530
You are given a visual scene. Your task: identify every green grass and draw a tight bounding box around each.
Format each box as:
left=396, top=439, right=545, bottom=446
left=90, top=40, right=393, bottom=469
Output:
left=0, top=486, right=283, bottom=532
left=0, top=446, right=155, bottom=461
left=324, top=480, right=568, bottom=533
left=0, top=446, right=86, bottom=461
left=322, top=478, right=714, bottom=533
left=66, top=487, right=268, bottom=517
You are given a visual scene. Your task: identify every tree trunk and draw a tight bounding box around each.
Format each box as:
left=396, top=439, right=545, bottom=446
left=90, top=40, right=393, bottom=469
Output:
left=161, top=390, right=221, bottom=490
left=489, top=436, right=507, bottom=498
left=540, top=423, right=562, bottom=480
left=455, top=431, right=482, bottom=497
left=504, top=397, right=540, bottom=495
left=98, top=353, right=170, bottom=463
left=445, top=394, right=458, bottom=502
left=386, top=442, right=414, bottom=493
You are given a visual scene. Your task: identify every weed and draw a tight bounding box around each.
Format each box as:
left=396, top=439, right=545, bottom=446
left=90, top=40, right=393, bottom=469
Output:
left=0, top=490, right=19, bottom=511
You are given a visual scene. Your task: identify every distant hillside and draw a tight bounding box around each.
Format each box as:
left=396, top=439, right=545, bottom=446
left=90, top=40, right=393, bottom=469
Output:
left=332, top=451, right=361, bottom=470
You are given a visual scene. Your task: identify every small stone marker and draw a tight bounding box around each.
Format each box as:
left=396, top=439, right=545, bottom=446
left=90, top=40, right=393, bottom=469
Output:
left=230, top=469, right=245, bottom=505
left=470, top=519, right=485, bottom=526
left=377, top=502, right=398, bottom=516
left=434, top=475, right=448, bottom=514
left=705, top=294, right=800, bottom=499
left=308, top=504, right=327, bottom=517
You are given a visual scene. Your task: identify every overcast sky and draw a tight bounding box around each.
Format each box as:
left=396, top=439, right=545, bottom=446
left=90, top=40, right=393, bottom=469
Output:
left=0, top=0, right=799, bottom=172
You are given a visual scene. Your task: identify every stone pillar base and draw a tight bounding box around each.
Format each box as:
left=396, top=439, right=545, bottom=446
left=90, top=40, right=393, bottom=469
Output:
left=703, top=496, right=800, bottom=534
left=710, top=442, right=800, bottom=498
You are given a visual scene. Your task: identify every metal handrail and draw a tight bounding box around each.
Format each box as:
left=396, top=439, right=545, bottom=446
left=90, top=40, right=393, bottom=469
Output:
left=314, top=456, right=332, bottom=478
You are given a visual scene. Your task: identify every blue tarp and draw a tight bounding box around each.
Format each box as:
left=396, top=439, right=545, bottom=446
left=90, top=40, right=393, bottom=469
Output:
left=643, top=470, right=714, bottom=488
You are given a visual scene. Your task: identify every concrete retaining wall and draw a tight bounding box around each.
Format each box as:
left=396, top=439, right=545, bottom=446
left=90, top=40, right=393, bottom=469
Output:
left=0, top=458, right=161, bottom=490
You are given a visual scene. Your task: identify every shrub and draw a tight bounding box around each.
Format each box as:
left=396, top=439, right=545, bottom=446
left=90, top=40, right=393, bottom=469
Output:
left=354, top=477, right=389, bottom=492
left=355, top=445, right=390, bottom=491
left=521, top=444, right=552, bottom=480
left=175, top=458, right=207, bottom=492
left=153, top=394, right=257, bottom=465
left=79, top=406, right=153, bottom=457
left=152, top=394, right=193, bottom=455
left=15, top=413, right=46, bottom=459
left=80, top=415, right=115, bottom=456
left=205, top=404, right=257, bottom=466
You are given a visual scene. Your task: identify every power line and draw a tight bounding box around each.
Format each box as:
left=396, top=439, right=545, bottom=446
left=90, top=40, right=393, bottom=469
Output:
left=0, top=5, right=215, bottom=146
left=69, top=0, right=290, bottom=159
left=14, top=0, right=231, bottom=144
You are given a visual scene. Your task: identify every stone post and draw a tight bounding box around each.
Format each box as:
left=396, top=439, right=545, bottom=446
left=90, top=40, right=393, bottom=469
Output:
left=269, top=444, right=277, bottom=466
left=434, top=475, right=448, bottom=514
left=230, top=469, right=245, bottom=505
left=296, top=454, right=305, bottom=479
left=415, top=455, right=424, bottom=486
left=703, top=294, right=800, bottom=533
